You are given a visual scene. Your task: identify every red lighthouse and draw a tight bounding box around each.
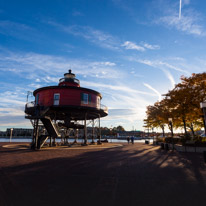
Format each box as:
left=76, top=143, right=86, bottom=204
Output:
left=25, top=70, right=108, bottom=149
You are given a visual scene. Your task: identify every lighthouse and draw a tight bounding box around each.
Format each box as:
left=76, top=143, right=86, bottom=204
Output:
left=25, top=70, right=108, bottom=149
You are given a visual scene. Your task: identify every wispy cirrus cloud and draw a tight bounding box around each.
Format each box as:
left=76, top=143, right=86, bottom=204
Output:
left=155, top=0, right=205, bottom=36
left=136, top=59, right=189, bottom=74
left=137, top=59, right=179, bottom=87
left=121, top=41, right=160, bottom=51
left=142, top=42, right=160, bottom=50
left=81, top=81, right=156, bottom=97
left=127, top=57, right=190, bottom=88
left=161, top=69, right=176, bottom=88
left=0, top=20, right=40, bottom=41
left=143, top=83, right=162, bottom=101
left=121, top=41, right=145, bottom=51
left=47, top=21, right=120, bottom=50
left=0, top=50, right=120, bottom=81
left=48, top=21, right=160, bottom=52
left=158, top=15, right=205, bottom=36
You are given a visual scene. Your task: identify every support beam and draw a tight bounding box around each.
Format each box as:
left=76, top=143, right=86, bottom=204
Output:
left=50, top=136, right=52, bottom=147
left=73, top=128, right=78, bottom=144
left=97, top=115, right=101, bottom=145
left=91, top=119, right=95, bottom=144
left=35, top=119, right=39, bottom=149
left=83, top=113, right=88, bottom=145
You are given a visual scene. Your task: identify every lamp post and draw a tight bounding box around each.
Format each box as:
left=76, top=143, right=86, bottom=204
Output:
left=152, top=127, right=154, bottom=142
left=110, top=125, right=113, bottom=142
left=168, top=118, right=174, bottom=150
left=10, top=128, right=13, bottom=143
left=200, top=102, right=206, bottom=137
left=26, top=91, right=33, bottom=102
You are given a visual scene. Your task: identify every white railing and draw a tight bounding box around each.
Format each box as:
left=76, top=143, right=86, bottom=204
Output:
left=25, top=101, right=108, bottom=114
left=100, top=104, right=108, bottom=113
left=80, top=102, right=108, bottom=113
left=25, top=101, right=35, bottom=108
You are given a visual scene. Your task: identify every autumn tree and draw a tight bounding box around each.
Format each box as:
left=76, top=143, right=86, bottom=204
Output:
left=145, top=72, right=206, bottom=136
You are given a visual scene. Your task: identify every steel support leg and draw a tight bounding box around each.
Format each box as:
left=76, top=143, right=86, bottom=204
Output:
left=91, top=119, right=95, bottom=144
left=35, top=119, right=39, bottom=149
left=97, top=115, right=101, bottom=145
left=84, top=113, right=88, bottom=145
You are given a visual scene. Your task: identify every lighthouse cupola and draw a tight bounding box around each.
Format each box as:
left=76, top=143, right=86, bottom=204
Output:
left=58, top=69, right=80, bottom=87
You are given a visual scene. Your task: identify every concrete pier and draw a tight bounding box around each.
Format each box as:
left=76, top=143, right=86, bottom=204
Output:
left=0, top=142, right=206, bottom=206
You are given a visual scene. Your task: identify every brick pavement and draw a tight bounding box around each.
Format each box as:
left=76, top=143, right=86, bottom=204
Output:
left=0, top=142, right=206, bottom=206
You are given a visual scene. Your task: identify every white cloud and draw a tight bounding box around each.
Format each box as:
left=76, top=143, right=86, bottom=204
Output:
left=137, top=59, right=189, bottom=74
left=0, top=20, right=41, bottom=41
left=122, top=41, right=160, bottom=52
left=81, top=81, right=156, bottom=96
left=143, top=83, right=162, bottom=101
left=155, top=1, right=206, bottom=36
left=159, top=15, right=205, bottom=36
left=92, top=61, right=116, bottom=66
left=48, top=21, right=161, bottom=53
left=121, top=41, right=145, bottom=51
left=0, top=51, right=121, bottom=80
left=142, top=42, right=160, bottom=50
left=182, top=0, right=190, bottom=6
left=47, top=22, right=120, bottom=50
left=161, top=69, right=176, bottom=88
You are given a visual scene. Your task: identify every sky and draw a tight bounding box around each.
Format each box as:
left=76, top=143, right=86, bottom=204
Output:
left=0, top=0, right=206, bottom=132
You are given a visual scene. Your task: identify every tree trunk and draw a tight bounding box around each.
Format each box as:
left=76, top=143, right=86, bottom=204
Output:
left=183, top=118, right=188, bottom=136
left=161, top=125, right=165, bottom=137
left=191, top=123, right=195, bottom=137
left=202, top=115, right=206, bottom=136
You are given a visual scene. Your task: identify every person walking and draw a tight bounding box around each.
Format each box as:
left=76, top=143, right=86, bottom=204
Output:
left=127, top=137, right=130, bottom=144
left=131, top=136, right=134, bottom=144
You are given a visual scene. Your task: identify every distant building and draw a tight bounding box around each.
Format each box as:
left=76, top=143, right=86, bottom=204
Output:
left=6, top=128, right=33, bottom=137
left=117, top=130, right=144, bottom=138
left=0, top=131, right=7, bottom=137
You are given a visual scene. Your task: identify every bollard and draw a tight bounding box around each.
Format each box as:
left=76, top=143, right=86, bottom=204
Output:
left=203, top=151, right=206, bottom=163
left=165, top=143, right=169, bottom=151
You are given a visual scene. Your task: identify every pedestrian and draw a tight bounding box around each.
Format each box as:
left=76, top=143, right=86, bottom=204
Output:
left=131, top=136, right=134, bottom=144
left=127, top=137, right=130, bottom=144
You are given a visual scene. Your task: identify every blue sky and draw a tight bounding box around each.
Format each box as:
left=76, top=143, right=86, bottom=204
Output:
left=0, top=0, right=206, bottom=131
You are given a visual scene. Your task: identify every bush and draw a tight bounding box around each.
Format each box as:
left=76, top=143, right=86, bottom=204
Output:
left=165, top=137, right=179, bottom=144
left=156, top=137, right=165, bottom=143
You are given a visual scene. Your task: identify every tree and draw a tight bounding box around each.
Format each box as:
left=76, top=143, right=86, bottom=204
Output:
left=145, top=72, right=206, bottom=136
left=116, top=125, right=125, bottom=131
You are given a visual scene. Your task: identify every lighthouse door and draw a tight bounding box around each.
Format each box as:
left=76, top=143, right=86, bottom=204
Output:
left=53, top=93, right=60, bottom=105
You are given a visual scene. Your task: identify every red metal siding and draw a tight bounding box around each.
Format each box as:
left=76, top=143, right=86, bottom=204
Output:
left=35, top=88, right=99, bottom=108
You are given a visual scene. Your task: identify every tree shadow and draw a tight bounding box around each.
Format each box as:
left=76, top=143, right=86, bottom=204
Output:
left=0, top=143, right=206, bottom=206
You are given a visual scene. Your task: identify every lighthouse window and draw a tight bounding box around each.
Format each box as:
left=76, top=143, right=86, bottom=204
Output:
left=53, top=93, right=60, bottom=105
left=35, top=94, right=39, bottom=105
left=81, top=93, right=88, bottom=104
left=88, top=94, right=91, bottom=103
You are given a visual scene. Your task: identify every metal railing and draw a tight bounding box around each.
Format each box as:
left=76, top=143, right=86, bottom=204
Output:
left=25, top=101, right=108, bottom=114
left=80, top=101, right=108, bottom=113
left=25, top=101, right=35, bottom=108
left=59, top=78, right=80, bottom=84
left=100, top=104, right=108, bottom=113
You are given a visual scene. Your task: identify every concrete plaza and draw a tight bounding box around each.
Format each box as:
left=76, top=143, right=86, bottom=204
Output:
left=0, top=142, right=206, bottom=206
